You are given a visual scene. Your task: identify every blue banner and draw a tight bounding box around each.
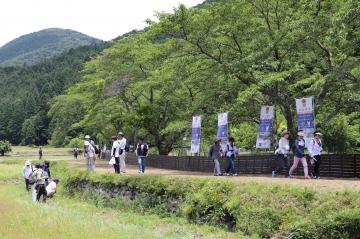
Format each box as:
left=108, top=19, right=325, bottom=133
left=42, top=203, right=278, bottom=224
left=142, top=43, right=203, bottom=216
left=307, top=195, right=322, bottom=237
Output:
left=256, top=106, right=274, bottom=149
left=296, top=96, right=315, bottom=147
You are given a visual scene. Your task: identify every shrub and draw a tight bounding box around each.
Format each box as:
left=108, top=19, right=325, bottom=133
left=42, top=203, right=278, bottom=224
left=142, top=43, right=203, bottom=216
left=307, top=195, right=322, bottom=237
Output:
left=53, top=162, right=360, bottom=238
left=0, top=140, right=12, bottom=156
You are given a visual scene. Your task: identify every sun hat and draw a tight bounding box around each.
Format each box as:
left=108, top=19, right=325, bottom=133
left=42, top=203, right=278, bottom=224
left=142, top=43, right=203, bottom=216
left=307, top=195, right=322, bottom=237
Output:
left=297, top=131, right=305, bottom=137
left=84, top=135, right=91, bottom=139
left=25, top=160, right=31, bottom=166
left=282, top=130, right=290, bottom=136
left=214, top=137, right=221, bottom=143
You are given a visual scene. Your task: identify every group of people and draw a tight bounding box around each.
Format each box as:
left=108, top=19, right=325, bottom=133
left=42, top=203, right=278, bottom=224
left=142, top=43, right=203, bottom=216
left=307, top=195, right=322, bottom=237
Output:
left=109, top=132, right=149, bottom=174
left=273, top=130, right=323, bottom=179
left=209, top=130, right=323, bottom=179
left=209, top=137, right=239, bottom=176
left=22, top=160, right=59, bottom=202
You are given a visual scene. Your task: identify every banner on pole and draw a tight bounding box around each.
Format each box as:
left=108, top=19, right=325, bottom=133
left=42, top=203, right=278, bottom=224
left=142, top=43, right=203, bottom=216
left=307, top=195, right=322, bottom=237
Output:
left=256, top=106, right=275, bottom=149
left=190, top=116, right=201, bottom=154
left=217, top=112, right=228, bottom=150
left=296, top=96, right=315, bottom=147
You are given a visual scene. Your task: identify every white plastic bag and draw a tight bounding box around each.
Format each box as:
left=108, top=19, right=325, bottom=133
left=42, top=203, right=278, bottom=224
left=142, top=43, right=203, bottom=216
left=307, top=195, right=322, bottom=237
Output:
left=109, top=157, right=116, bottom=165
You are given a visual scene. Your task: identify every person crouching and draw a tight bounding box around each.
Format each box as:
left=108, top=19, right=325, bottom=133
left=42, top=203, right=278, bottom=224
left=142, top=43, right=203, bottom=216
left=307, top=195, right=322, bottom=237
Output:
left=46, top=178, right=59, bottom=198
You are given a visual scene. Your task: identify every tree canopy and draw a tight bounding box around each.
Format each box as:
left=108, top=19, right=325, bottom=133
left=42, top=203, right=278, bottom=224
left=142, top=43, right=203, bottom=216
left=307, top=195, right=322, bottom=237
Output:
left=48, top=0, right=359, bottom=154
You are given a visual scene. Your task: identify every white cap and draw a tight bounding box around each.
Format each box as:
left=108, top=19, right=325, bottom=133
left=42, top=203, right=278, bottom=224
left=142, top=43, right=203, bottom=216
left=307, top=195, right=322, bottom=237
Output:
left=25, top=160, right=31, bottom=166
left=84, top=141, right=90, bottom=146
left=84, top=135, right=91, bottom=139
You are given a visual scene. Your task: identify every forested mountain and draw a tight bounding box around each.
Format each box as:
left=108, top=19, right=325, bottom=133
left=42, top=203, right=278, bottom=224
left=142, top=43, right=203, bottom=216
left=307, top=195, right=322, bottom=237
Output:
left=0, top=42, right=110, bottom=145
left=0, top=28, right=101, bottom=66
left=48, top=0, right=359, bottom=154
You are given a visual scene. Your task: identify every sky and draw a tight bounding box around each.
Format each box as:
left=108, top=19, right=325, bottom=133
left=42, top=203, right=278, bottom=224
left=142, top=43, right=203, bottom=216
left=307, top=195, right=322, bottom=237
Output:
left=0, top=0, right=204, bottom=47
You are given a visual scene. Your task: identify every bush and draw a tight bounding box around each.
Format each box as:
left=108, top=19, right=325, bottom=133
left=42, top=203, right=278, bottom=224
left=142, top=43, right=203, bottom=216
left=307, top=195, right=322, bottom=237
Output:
left=67, top=137, right=84, bottom=149
left=0, top=140, right=12, bottom=156
left=53, top=162, right=360, bottom=238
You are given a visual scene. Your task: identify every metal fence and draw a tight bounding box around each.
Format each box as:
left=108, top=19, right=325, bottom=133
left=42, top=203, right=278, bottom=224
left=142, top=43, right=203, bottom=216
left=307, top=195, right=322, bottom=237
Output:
left=102, top=151, right=360, bottom=178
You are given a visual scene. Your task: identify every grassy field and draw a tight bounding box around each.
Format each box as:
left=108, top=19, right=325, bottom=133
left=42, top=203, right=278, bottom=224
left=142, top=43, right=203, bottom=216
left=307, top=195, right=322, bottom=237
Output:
left=0, top=147, right=244, bottom=239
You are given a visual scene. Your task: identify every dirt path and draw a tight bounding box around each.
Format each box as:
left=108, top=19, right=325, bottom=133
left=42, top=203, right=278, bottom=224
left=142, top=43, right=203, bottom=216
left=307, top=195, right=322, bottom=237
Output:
left=67, top=159, right=360, bottom=192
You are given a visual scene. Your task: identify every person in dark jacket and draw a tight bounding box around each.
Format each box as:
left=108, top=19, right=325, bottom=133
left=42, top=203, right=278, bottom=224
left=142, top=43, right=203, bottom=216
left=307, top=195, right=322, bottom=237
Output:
left=289, top=131, right=310, bottom=179
left=43, top=161, right=51, bottom=186
left=135, top=137, right=149, bottom=174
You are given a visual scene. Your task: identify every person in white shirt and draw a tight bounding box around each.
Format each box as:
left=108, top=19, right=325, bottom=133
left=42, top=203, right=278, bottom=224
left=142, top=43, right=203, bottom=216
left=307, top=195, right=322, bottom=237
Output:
left=111, top=135, right=120, bottom=174
left=224, top=137, right=239, bottom=176
left=84, top=135, right=96, bottom=172
left=46, top=178, right=59, bottom=198
left=118, top=132, right=127, bottom=173
left=272, top=131, right=290, bottom=178
left=308, top=131, right=323, bottom=179
left=22, top=160, right=33, bottom=191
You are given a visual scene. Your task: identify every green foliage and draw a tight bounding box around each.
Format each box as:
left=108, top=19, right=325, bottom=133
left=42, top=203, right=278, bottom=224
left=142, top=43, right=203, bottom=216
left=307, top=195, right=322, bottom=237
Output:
left=67, top=136, right=84, bottom=149
left=322, top=114, right=360, bottom=153
left=53, top=162, right=360, bottom=238
left=48, top=0, right=359, bottom=154
left=0, top=140, right=12, bottom=155
left=0, top=42, right=109, bottom=145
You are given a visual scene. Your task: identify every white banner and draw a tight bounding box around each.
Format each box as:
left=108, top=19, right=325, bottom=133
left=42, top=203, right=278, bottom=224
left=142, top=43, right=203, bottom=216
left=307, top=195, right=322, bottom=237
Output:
left=217, top=112, right=228, bottom=150
left=296, top=96, right=315, bottom=147
left=256, top=106, right=275, bottom=149
left=190, top=116, right=201, bottom=154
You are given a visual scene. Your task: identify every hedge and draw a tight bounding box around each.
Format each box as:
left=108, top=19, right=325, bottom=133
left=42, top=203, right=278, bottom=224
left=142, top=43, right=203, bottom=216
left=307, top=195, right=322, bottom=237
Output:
left=52, top=162, right=360, bottom=238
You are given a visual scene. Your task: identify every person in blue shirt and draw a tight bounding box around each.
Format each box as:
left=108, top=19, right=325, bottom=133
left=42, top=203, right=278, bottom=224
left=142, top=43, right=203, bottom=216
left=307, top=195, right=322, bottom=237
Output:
left=289, top=131, right=310, bottom=179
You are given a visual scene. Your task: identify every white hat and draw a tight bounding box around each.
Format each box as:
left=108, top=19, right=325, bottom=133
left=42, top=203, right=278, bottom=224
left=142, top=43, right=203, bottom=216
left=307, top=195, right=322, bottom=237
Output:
left=84, top=141, right=90, bottom=146
left=118, top=132, right=124, bottom=136
left=297, top=131, right=305, bottom=137
left=84, top=135, right=91, bottom=139
left=25, top=160, right=31, bottom=166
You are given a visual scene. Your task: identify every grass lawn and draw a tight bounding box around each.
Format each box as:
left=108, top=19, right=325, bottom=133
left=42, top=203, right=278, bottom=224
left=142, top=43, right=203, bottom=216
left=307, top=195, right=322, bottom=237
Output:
left=0, top=156, right=245, bottom=239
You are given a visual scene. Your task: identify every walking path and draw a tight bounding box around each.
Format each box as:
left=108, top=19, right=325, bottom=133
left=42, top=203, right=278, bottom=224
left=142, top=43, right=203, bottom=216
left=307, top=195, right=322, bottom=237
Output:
left=68, top=159, right=360, bottom=191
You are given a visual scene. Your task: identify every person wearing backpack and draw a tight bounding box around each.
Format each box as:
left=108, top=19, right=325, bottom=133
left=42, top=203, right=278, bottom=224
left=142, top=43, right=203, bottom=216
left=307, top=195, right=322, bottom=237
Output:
left=135, top=137, right=149, bottom=174
left=31, top=163, right=41, bottom=202
left=22, top=160, right=33, bottom=191
left=272, top=131, right=291, bottom=178
left=84, top=135, right=96, bottom=172
left=35, top=164, right=48, bottom=202
left=308, top=131, right=323, bottom=179
left=118, top=132, right=127, bottom=173
left=224, top=137, right=239, bottom=176
left=289, top=131, right=310, bottom=179
left=111, top=135, right=120, bottom=174
left=43, top=161, right=51, bottom=186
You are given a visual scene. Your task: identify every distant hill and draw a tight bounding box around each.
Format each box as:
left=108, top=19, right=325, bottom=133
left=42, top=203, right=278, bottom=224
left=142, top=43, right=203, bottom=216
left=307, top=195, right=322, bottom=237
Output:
left=0, top=28, right=102, bottom=66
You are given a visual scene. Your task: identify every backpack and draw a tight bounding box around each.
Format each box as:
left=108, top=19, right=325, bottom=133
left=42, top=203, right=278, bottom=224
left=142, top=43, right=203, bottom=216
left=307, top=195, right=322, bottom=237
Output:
left=125, top=143, right=130, bottom=152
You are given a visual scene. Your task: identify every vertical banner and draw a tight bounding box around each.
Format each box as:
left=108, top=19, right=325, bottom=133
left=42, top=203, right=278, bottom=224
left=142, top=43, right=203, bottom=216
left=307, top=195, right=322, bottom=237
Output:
left=217, top=112, right=228, bottom=150
left=296, top=96, right=315, bottom=147
left=190, top=116, right=201, bottom=154
left=256, top=106, right=275, bottom=149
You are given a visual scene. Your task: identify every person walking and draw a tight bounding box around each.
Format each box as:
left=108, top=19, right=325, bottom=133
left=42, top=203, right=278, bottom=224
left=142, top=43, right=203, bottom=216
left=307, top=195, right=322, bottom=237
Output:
left=289, top=131, right=310, bottom=179
left=73, top=147, right=79, bottom=160
left=111, top=136, right=120, bottom=174
left=22, top=160, right=33, bottom=191
left=38, top=147, right=43, bottom=160
left=224, top=137, right=239, bottom=176
left=44, top=161, right=51, bottom=186
left=308, top=131, right=323, bottom=179
left=135, top=137, right=149, bottom=174
left=84, top=135, right=96, bottom=172
left=118, top=132, right=127, bottom=173
left=35, top=164, right=48, bottom=202
left=209, top=138, right=223, bottom=176
left=272, top=131, right=291, bottom=178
